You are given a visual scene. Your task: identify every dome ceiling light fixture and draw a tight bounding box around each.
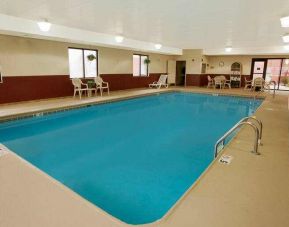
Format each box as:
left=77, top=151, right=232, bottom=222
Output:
left=225, top=46, right=232, bottom=52
left=282, top=34, right=289, bottom=43
left=155, top=44, right=162, bottom=50
left=37, top=19, right=51, bottom=32
left=115, top=36, right=124, bottom=43
left=280, top=16, right=289, bottom=27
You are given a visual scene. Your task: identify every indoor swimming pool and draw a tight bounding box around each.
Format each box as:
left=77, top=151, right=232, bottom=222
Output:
left=0, top=92, right=262, bottom=224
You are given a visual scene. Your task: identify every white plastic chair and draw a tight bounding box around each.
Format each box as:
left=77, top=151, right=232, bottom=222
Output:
left=72, top=78, right=88, bottom=99
left=207, top=75, right=214, bottom=88
left=94, top=76, right=109, bottom=96
left=220, top=75, right=231, bottom=89
left=149, top=75, right=168, bottom=89
left=252, top=77, right=265, bottom=91
left=244, top=78, right=252, bottom=90
left=214, top=76, right=224, bottom=89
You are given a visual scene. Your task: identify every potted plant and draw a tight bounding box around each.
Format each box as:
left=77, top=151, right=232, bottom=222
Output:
left=87, top=79, right=95, bottom=88
left=87, top=54, right=96, bottom=61
left=144, top=58, right=151, bottom=65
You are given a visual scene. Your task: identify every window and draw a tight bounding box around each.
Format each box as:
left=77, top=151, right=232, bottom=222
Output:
left=133, top=54, right=148, bottom=76
left=68, top=48, right=98, bottom=78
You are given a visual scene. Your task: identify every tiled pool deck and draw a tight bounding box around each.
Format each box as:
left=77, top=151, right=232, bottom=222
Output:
left=0, top=87, right=288, bottom=227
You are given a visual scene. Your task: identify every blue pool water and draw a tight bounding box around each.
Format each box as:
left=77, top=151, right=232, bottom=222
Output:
left=0, top=92, right=262, bottom=224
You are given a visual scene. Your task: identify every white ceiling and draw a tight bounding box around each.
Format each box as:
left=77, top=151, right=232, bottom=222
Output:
left=0, top=0, right=289, bottom=55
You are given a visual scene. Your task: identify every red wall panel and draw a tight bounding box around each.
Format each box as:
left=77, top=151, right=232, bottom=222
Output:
left=186, top=74, right=252, bottom=87
left=0, top=74, right=164, bottom=104
left=0, top=75, right=73, bottom=104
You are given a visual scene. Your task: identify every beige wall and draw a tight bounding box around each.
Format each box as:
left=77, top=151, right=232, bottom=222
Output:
left=175, top=49, right=206, bottom=74
left=206, top=55, right=289, bottom=75
left=0, top=35, right=173, bottom=76
left=1, top=35, right=288, bottom=77
left=0, top=35, right=68, bottom=76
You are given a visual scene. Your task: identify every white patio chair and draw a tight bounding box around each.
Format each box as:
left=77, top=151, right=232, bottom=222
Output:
left=72, top=78, right=88, bottom=99
left=94, top=76, right=110, bottom=96
left=207, top=75, right=214, bottom=88
left=252, top=77, right=265, bottom=91
left=149, top=75, right=169, bottom=89
left=244, top=78, right=252, bottom=90
left=220, top=75, right=231, bottom=89
left=214, top=76, right=224, bottom=89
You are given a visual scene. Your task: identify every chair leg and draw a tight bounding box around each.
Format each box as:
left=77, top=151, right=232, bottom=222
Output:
left=107, top=87, right=110, bottom=95
left=73, top=89, right=76, bottom=97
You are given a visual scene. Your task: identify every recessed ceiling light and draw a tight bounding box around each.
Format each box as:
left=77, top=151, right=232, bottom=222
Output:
left=37, top=20, right=51, bottom=32
left=115, top=36, right=124, bottom=43
left=225, top=47, right=232, bottom=52
left=280, top=16, right=289, bottom=27
left=282, top=34, right=289, bottom=43
left=284, top=45, right=289, bottom=51
left=155, top=44, right=162, bottom=50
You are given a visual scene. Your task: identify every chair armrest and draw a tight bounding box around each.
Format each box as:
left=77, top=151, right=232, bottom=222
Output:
left=102, top=81, right=109, bottom=85
left=81, top=82, right=88, bottom=89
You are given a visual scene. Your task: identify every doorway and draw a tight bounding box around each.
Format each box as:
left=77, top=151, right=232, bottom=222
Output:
left=251, top=58, right=289, bottom=91
left=251, top=59, right=267, bottom=80
left=176, top=61, right=186, bottom=86
left=265, top=59, right=282, bottom=89
left=279, top=59, right=289, bottom=90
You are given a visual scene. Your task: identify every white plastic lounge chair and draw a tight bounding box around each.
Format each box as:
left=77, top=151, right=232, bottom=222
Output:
left=207, top=75, right=214, bottom=88
left=94, top=76, right=110, bottom=96
left=149, top=75, right=168, bottom=89
left=72, top=78, right=88, bottom=99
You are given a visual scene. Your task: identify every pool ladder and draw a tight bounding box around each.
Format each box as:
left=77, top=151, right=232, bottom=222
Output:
left=214, top=116, right=263, bottom=158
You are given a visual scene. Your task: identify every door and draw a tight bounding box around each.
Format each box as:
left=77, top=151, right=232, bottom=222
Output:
left=176, top=61, right=186, bottom=86
left=167, top=60, right=176, bottom=85
left=251, top=59, right=267, bottom=80
left=279, top=59, right=289, bottom=91
left=265, top=59, right=282, bottom=90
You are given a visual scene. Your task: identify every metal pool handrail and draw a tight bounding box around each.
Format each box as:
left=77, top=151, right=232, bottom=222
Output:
left=214, top=117, right=262, bottom=158
left=254, top=80, right=276, bottom=100
left=270, top=81, right=276, bottom=99
left=242, top=116, right=263, bottom=143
